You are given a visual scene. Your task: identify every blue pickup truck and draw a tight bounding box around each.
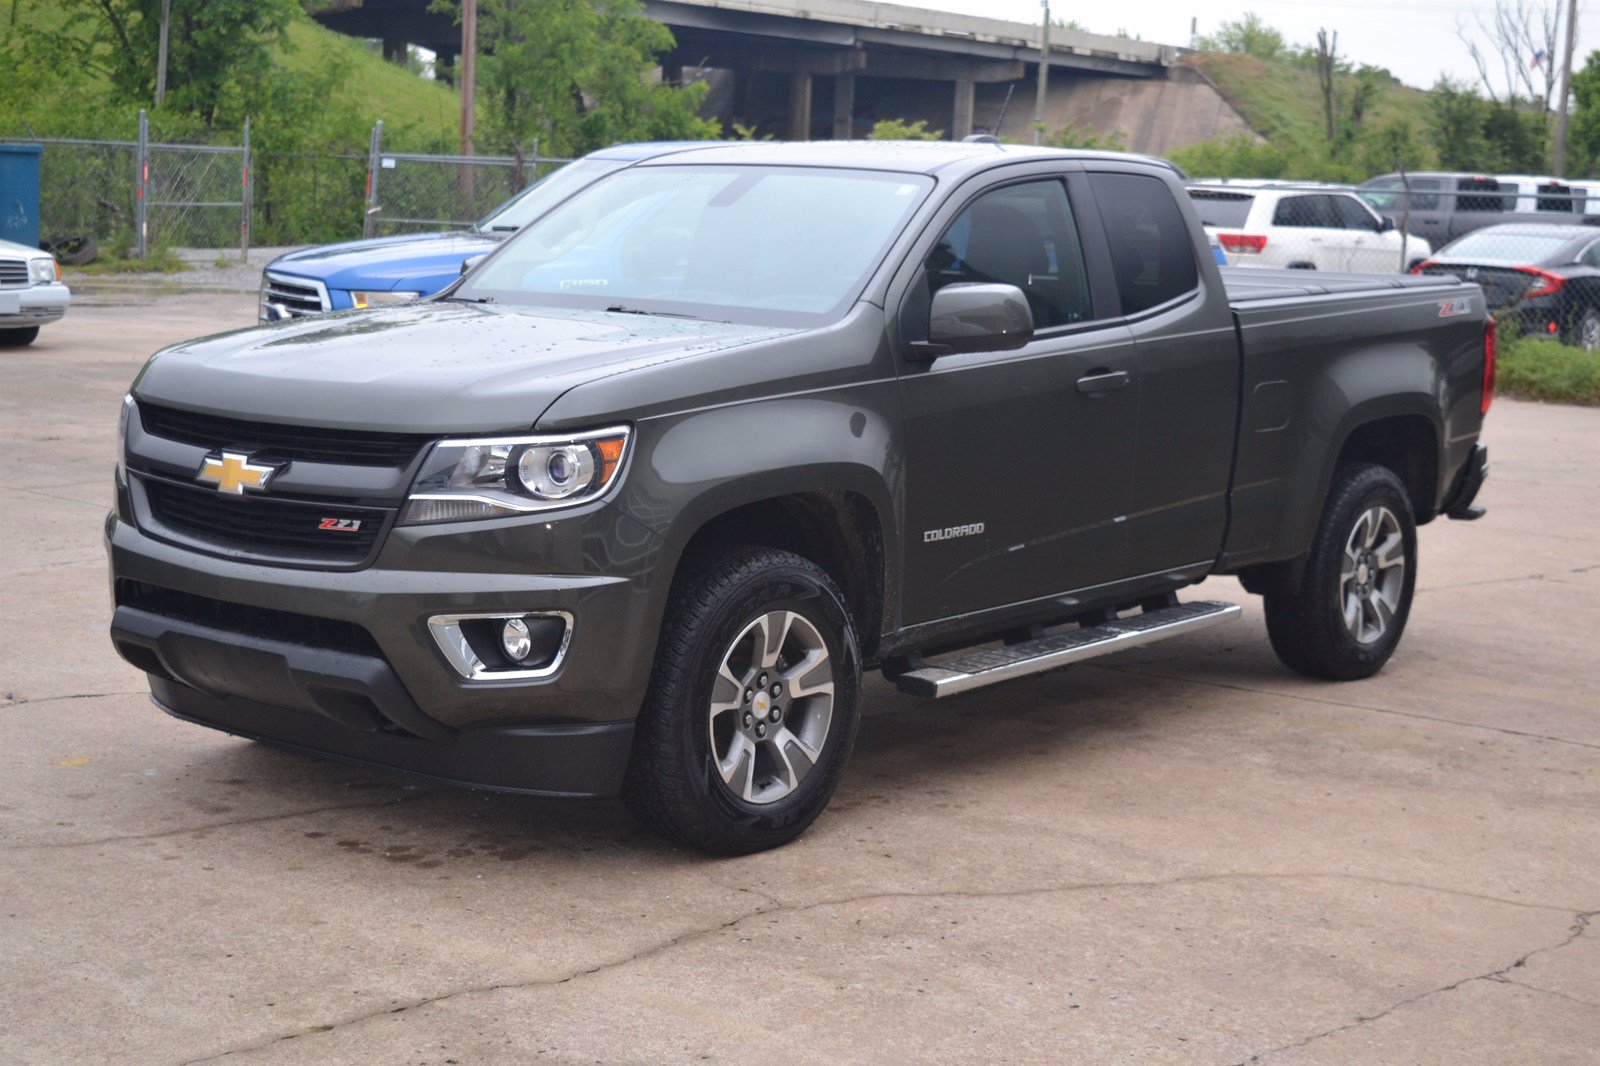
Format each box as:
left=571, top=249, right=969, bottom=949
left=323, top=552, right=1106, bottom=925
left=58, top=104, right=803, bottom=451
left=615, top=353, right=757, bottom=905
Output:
left=259, top=142, right=730, bottom=321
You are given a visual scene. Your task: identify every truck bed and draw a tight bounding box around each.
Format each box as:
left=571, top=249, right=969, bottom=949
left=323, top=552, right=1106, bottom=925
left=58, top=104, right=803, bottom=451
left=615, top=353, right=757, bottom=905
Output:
left=1220, top=266, right=1467, bottom=305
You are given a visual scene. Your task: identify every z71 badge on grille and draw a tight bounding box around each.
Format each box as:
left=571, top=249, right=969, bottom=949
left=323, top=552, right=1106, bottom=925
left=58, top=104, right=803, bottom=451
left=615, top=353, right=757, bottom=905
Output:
left=318, top=517, right=363, bottom=532
left=196, top=451, right=281, bottom=495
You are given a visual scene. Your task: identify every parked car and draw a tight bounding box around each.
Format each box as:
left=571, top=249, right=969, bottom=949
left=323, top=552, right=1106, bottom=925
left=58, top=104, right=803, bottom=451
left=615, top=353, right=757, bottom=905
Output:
left=1189, top=181, right=1430, bottom=273
left=1357, top=172, right=1592, bottom=245
left=109, top=142, right=1492, bottom=853
left=259, top=141, right=735, bottom=322
left=0, top=238, right=68, bottom=346
left=1413, top=222, right=1600, bottom=348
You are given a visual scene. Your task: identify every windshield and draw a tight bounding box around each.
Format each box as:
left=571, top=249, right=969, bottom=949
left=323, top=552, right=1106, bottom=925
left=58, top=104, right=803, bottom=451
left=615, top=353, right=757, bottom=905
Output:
left=1439, top=231, right=1576, bottom=263
left=458, top=165, right=935, bottom=323
left=474, top=158, right=627, bottom=233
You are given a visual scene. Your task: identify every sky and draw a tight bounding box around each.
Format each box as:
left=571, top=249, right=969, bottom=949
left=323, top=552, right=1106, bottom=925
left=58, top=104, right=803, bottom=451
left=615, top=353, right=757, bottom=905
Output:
left=914, top=0, right=1594, bottom=92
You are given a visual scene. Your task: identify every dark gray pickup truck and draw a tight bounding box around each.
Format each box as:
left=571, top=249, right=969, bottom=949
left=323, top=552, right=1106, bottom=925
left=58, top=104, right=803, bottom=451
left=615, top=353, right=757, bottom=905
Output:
left=107, top=142, right=1494, bottom=853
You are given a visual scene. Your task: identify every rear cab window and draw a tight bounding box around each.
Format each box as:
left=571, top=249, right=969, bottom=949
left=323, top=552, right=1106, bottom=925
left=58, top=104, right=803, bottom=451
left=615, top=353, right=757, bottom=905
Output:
left=1090, top=173, right=1200, bottom=316
left=1456, top=178, right=1514, bottom=213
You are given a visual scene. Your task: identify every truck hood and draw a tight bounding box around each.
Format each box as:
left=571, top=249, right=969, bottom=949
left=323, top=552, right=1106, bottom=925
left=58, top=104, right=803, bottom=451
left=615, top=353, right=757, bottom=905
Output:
left=131, top=301, right=795, bottom=434
left=267, top=232, right=500, bottom=291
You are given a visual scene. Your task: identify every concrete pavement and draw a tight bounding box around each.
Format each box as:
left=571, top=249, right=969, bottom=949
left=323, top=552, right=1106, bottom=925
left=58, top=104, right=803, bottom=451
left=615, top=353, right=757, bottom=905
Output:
left=1, top=294, right=1595, bottom=1064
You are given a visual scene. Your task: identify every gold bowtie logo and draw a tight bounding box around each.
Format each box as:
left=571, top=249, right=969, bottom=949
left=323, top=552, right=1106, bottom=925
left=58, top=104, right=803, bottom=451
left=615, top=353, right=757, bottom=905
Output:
left=196, top=451, right=280, bottom=495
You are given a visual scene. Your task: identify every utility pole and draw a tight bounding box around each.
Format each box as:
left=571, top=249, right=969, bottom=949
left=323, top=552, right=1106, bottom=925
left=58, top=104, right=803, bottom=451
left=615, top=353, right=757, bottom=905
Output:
left=1033, top=0, right=1050, bottom=146
left=460, top=0, right=477, bottom=156
left=1553, top=0, right=1580, bottom=176
left=155, top=0, right=172, bottom=106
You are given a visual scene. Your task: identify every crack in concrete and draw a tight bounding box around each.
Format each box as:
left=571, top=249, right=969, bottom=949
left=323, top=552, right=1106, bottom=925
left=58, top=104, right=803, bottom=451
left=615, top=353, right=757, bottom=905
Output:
left=1090, top=664, right=1600, bottom=751
left=2, top=690, right=144, bottom=708
left=1235, top=910, right=1597, bottom=1064
left=2, top=791, right=441, bottom=851
left=171, top=876, right=1588, bottom=1064
left=1494, top=976, right=1600, bottom=1010
left=1420, top=561, right=1600, bottom=593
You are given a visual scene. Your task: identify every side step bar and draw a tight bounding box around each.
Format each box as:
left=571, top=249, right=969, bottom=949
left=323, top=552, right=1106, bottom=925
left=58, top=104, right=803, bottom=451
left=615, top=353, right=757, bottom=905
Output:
left=894, top=600, right=1242, bottom=699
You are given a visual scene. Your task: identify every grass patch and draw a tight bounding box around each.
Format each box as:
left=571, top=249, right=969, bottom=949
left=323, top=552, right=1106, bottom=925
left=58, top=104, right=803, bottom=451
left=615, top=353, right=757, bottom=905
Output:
left=1497, top=334, right=1600, bottom=405
left=1188, top=53, right=1430, bottom=144
left=75, top=248, right=190, bottom=275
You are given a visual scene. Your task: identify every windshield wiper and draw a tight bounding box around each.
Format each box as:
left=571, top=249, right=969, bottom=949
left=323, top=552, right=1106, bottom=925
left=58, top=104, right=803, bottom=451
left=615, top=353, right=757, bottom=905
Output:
left=604, top=304, right=703, bottom=320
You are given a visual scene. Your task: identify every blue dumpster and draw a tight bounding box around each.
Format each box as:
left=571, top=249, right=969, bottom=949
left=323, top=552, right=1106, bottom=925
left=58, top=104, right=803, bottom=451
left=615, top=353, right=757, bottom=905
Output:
left=0, top=143, right=43, bottom=249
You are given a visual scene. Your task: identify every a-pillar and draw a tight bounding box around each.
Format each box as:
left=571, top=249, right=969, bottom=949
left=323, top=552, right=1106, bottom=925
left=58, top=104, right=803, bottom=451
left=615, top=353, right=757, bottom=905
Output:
left=833, top=72, right=855, bottom=139
left=952, top=76, right=975, bottom=140
left=789, top=72, right=814, bottom=141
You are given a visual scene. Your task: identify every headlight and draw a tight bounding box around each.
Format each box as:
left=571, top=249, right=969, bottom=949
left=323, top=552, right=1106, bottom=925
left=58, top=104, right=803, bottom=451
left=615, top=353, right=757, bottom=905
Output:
left=30, top=258, right=60, bottom=284
left=116, top=393, right=133, bottom=481
left=400, top=426, right=630, bottom=525
left=351, top=290, right=422, bottom=309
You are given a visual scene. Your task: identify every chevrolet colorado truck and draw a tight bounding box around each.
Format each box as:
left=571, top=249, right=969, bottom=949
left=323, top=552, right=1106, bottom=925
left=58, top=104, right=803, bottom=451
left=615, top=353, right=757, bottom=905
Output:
left=107, top=142, right=1493, bottom=854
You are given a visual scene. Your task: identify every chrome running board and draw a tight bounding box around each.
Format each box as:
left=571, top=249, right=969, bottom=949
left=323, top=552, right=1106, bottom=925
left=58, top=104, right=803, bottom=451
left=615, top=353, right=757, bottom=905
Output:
left=894, top=600, right=1242, bottom=699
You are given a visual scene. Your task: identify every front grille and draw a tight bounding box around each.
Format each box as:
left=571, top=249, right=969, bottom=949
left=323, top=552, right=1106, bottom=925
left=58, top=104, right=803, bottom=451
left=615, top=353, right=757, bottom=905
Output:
left=142, top=477, right=388, bottom=563
left=262, top=273, right=326, bottom=315
left=115, top=579, right=382, bottom=657
left=139, top=402, right=432, bottom=467
left=0, top=259, right=28, bottom=287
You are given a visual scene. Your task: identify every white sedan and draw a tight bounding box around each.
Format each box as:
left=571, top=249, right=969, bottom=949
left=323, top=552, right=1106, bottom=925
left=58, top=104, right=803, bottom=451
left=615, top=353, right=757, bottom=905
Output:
left=1188, top=182, right=1431, bottom=274
left=0, top=237, right=70, bottom=346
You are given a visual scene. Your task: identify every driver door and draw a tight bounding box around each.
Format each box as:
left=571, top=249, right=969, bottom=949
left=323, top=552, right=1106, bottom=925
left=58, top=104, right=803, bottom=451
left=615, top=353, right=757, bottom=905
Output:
left=895, top=175, right=1138, bottom=624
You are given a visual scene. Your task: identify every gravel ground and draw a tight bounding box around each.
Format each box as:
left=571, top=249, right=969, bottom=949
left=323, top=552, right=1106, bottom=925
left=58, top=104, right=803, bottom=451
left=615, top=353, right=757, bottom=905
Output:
left=2, top=293, right=1597, bottom=1064
left=63, top=246, right=304, bottom=297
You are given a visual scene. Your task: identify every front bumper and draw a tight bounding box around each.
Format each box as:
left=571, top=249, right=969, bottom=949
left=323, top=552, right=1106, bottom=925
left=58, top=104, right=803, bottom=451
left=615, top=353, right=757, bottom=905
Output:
left=0, top=282, right=69, bottom=327
left=105, top=485, right=672, bottom=795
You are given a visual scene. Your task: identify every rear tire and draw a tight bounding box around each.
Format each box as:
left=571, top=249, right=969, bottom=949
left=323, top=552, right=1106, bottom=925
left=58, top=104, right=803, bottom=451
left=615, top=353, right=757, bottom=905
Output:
left=1576, top=308, right=1600, bottom=351
left=0, top=327, right=40, bottom=347
left=622, top=547, right=861, bottom=854
left=1264, top=463, right=1417, bottom=680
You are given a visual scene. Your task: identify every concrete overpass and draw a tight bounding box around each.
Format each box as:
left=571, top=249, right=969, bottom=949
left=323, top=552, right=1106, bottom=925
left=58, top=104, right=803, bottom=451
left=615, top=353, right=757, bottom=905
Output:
left=310, top=0, right=1186, bottom=142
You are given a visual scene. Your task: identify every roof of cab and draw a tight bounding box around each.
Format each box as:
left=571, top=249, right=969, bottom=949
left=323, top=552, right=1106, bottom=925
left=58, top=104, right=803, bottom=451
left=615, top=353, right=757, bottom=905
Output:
left=629, top=139, right=1182, bottom=178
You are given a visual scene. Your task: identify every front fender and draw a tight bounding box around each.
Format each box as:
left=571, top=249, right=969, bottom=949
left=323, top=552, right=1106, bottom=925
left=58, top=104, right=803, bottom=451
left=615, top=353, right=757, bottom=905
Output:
left=609, top=386, right=902, bottom=602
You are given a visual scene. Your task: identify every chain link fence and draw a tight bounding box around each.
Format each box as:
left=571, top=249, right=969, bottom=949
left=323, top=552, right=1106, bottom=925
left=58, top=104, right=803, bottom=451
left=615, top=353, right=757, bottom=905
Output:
left=3, top=116, right=574, bottom=258
left=1187, top=179, right=1600, bottom=348
left=361, top=121, right=570, bottom=237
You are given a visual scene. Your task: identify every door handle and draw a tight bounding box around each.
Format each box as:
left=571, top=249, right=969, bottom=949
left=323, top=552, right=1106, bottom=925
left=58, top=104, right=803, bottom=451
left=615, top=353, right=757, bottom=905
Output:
left=1077, top=369, right=1129, bottom=395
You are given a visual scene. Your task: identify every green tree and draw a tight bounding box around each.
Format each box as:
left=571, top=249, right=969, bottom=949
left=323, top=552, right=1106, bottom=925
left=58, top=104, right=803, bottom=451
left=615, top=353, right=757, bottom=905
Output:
left=433, top=0, right=718, bottom=157
left=1428, top=77, right=1491, bottom=170
left=867, top=119, right=942, bottom=140
left=57, top=0, right=296, bottom=124
left=1198, top=13, right=1287, bottom=62
left=1569, top=51, right=1600, bottom=177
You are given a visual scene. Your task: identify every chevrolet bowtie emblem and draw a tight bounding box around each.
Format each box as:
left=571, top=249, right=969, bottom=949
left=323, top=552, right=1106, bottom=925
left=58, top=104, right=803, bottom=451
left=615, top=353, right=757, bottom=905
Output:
left=196, top=451, right=281, bottom=495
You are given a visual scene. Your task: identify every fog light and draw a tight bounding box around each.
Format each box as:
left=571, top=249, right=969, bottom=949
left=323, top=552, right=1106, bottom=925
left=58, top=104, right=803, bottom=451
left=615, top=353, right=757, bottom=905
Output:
left=501, top=618, right=533, bottom=661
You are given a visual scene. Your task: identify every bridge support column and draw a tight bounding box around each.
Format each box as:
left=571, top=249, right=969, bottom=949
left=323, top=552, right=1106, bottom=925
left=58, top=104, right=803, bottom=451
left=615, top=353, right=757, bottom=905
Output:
left=833, top=73, right=855, bottom=139
left=952, top=76, right=975, bottom=140
left=789, top=72, right=813, bottom=141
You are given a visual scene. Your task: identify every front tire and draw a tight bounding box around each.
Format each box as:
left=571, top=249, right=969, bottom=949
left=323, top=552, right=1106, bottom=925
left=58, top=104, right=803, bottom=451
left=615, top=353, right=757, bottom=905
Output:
left=1264, top=463, right=1418, bottom=680
left=623, top=548, right=861, bottom=854
left=0, top=327, right=40, bottom=347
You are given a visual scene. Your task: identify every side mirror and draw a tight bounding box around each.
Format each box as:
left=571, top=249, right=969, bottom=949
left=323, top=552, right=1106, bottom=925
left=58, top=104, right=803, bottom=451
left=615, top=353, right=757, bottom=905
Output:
left=460, top=254, right=486, bottom=277
left=1379, top=216, right=1396, bottom=233
left=910, top=283, right=1034, bottom=360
